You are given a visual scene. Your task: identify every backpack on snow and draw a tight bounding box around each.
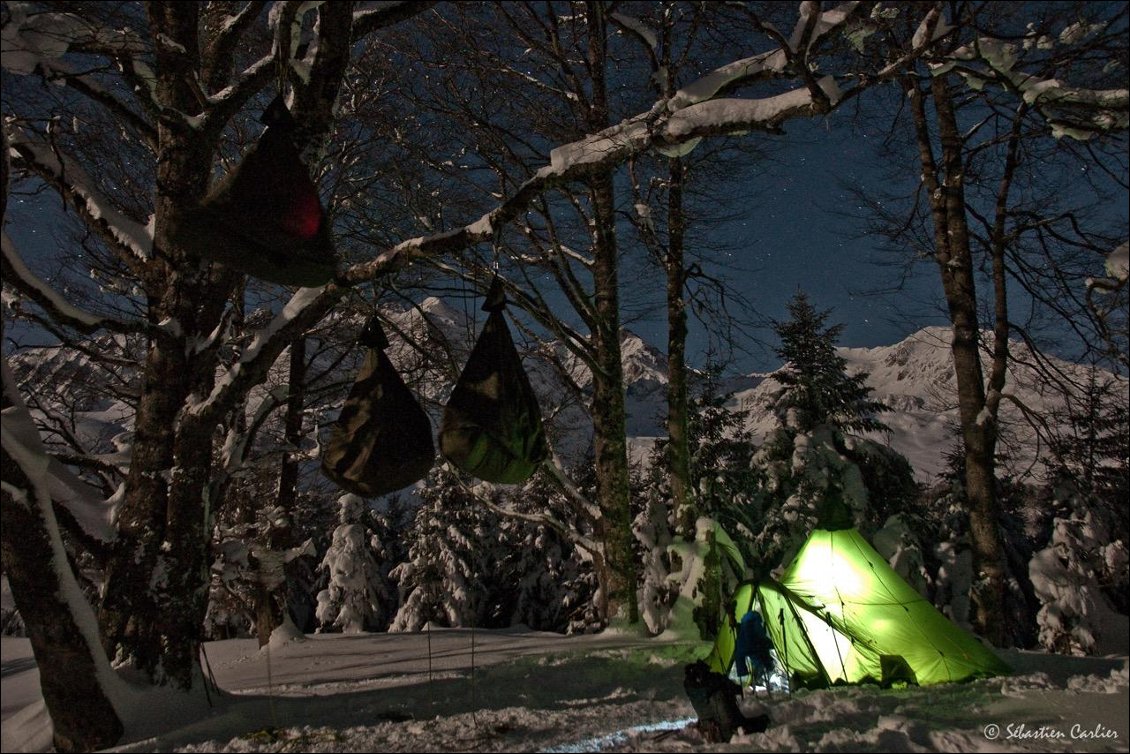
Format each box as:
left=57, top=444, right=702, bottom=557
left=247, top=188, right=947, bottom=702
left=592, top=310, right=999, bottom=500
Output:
left=167, top=94, right=338, bottom=287
left=321, top=317, right=435, bottom=497
left=683, top=660, right=770, bottom=743
left=439, top=276, right=547, bottom=484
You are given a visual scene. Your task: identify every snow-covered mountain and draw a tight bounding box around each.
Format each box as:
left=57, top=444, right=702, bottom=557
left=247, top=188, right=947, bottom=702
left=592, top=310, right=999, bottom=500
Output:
left=9, top=304, right=1123, bottom=485
left=717, top=326, right=1124, bottom=482
left=385, top=303, right=1123, bottom=483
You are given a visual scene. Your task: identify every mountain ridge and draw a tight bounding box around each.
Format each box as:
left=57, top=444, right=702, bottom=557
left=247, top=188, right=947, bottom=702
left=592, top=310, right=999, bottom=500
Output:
left=10, top=308, right=1123, bottom=485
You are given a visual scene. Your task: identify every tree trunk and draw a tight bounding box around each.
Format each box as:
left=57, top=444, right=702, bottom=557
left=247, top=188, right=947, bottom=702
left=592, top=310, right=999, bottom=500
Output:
left=664, top=156, right=695, bottom=538
left=585, top=2, right=639, bottom=626
left=909, top=73, right=1010, bottom=646
left=254, top=337, right=308, bottom=646
left=99, top=2, right=235, bottom=688
left=2, top=357, right=124, bottom=751
left=589, top=169, right=639, bottom=625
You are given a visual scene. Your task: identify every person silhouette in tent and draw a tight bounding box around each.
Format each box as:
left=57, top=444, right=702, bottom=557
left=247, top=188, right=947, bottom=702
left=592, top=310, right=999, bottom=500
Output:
left=734, top=610, right=776, bottom=690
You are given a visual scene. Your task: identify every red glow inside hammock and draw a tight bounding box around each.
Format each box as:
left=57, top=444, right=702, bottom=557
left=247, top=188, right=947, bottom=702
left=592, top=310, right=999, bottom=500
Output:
left=281, top=191, right=322, bottom=239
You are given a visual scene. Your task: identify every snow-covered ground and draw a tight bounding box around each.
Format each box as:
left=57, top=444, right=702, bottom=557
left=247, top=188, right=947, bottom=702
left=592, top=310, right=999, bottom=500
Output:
left=2, top=624, right=1127, bottom=753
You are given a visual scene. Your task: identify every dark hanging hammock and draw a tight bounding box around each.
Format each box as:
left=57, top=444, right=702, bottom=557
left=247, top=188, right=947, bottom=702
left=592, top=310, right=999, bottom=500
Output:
left=167, top=94, right=338, bottom=287
left=321, top=317, right=436, bottom=497
left=439, top=276, right=547, bottom=484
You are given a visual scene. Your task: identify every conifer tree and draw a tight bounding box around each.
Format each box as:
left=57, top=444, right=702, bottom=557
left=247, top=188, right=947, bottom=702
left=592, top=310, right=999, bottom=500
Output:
left=771, top=291, right=888, bottom=434
left=389, top=466, right=503, bottom=631
left=315, top=495, right=388, bottom=634
left=746, top=292, right=914, bottom=571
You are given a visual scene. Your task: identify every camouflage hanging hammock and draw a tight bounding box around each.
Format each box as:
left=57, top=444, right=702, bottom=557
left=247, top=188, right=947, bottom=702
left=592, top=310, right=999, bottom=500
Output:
left=167, top=94, right=338, bottom=287
left=321, top=318, right=436, bottom=497
left=439, top=276, right=547, bottom=484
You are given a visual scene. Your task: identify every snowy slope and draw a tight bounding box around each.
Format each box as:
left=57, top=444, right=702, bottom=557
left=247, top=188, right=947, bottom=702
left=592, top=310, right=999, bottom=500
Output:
left=723, top=327, right=1126, bottom=482
left=1, top=628, right=1127, bottom=753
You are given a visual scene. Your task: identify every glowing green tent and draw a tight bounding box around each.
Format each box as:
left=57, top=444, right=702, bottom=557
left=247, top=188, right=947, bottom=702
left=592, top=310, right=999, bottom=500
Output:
left=706, top=527, right=1010, bottom=688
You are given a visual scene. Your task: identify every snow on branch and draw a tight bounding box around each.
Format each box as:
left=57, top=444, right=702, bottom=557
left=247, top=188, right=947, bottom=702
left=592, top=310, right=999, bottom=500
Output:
left=1086, top=238, right=1128, bottom=309
left=668, top=49, right=789, bottom=109
left=340, top=81, right=843, bottom=283
left=1, top=3, right=159, bottom=126
left=184, top=285, right=340, bottom=424
left=1104, top=241, right=1129, bottom=283
left=340, top=3, right=895, bottom=284
left=7, top=127, right=154, bottom=268
left=352, top=1, right=437, bottom=39
left=665, top=78, right=844, bottom=138
left=1, top=232, right=143, bottom=335
left=1, top=358, right=116, bottom=543
left=609, top=12, right=658, bottom=53
left=938, top=35, right=1130, bottom=140
left=0, top=3, right=85, bottom=75
left=673, top=2, right=860, bottom=108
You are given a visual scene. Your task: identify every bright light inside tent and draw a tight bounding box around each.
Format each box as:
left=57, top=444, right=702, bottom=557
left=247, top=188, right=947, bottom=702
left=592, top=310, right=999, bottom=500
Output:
left=787, top=535, right=869, bottom=602
left=546, top=717, right=697, bottom=752
left=797, top=608, right=856, bottom=683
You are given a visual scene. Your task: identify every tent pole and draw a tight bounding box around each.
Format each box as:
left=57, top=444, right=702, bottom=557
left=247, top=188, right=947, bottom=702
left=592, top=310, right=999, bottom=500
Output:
left=777, top=607, right=790, bottom=698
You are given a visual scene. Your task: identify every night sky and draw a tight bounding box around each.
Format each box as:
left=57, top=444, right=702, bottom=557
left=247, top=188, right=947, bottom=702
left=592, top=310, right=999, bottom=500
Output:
left=5, top=103, right=1120, bottom=376
left=626, top=114, right=950, bottom=374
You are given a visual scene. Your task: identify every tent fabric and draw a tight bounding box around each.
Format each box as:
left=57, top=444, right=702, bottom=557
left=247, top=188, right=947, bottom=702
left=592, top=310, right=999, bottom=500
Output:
left=439, top=277, right=547, bottom=484
left=168, top=94, right=338, bottom=288
left=708, top=528, right=1010, bottom=689
left=321, top=318, right=435, bottom=497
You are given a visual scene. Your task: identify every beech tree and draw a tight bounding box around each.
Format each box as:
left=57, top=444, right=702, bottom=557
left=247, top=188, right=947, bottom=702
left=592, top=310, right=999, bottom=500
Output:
left=4, top=2, right=1122, bottom=750
left=2, top=4, right=433, bottom=749
left=865, top=1, right=1128, bottom=645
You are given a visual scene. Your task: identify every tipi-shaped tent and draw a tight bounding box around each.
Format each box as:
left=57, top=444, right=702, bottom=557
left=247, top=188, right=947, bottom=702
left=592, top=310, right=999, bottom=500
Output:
left=706, top=527, right=1010, bottom=689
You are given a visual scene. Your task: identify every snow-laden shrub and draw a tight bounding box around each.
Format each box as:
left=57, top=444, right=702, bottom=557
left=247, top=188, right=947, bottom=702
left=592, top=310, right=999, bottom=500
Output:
left=502, top=502, right=591, bottom=632
left=745, top=425, right=900, bottom=570
left=389, top=466, right=595, bottom=634
left=635, top=485, right=676, bottom=635
left=316, top=523, right=384, bottom=633
left=389, top=467, right=502, bottom=632
left=660, top=517, right=744, bottom=640
left=315, top=494, right=389, bottom=633
left=1030, top=511, right=1128, bottom=655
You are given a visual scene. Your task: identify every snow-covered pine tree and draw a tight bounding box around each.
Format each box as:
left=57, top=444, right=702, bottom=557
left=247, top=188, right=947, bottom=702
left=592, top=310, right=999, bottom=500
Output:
left=1026, top=385, right=1129, bottom=654
left=1030, top=502, right=1128, bottom=655
left=1046, top=373, right=1130, bottom=608
left=745, top=292, right=916, bottom=572
left=315, top=494, right=389, bottom=633
left=496, top=474, right=596, bottom=632
left=389, top=466, right=505, bottom=631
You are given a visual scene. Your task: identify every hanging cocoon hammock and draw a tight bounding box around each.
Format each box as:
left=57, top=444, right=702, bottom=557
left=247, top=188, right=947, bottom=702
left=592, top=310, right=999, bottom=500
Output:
left=168, top=94, right=338, bottom=287
left=440, top=276, right=547, bottom=484
left=321, top=318, right=435, bottom=497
